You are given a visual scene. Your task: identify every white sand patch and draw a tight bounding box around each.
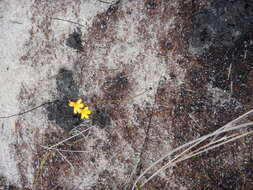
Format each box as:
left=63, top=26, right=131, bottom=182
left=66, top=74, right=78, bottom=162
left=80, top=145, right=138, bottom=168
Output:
left=0, top=0, right=33, bottom=186
left=0, top=0, right=186, bottom=189
left=0, top=0, right=109, bottom=187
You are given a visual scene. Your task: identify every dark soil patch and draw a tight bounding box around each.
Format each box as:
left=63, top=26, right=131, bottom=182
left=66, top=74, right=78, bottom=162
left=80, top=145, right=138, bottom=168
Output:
left=55, top=68, right=79, bottom=100
left=102, top=72, right=130, bottom=100
left=176, top=0, right=253, bottom=150
left=187, top=0, right=253, bottom=56
left=66, top=27, right=83, bottom=51
left=92, top=106, right=111, bottom=129
left=46, top=99, right=83, bottom=131
left=46, top=68, right=83, bottom=131
left=167, top=0, right=253, bottom=189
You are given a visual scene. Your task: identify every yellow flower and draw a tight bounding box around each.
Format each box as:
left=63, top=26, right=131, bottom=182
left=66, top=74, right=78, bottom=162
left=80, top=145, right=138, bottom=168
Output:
left=68, top=99, right=84, bottom=114
left=80, top=107, right=91, bottom=119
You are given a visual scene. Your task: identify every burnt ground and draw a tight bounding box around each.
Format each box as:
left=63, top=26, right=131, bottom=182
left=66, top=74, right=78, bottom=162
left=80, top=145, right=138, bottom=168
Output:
left=168, top=0, right=253, bottom=189
left=0, top=0, right=253, bottom=189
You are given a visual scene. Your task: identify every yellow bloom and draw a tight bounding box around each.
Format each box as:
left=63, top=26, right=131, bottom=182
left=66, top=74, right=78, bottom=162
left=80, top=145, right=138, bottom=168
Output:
left=80, top=107, right=91, bottom=119
left=68, top=99, right=84, bottom=114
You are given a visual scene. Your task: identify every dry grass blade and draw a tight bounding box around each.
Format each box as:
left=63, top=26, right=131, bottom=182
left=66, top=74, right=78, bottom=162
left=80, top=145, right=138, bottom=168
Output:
left=40, top=145, right=92, bottom=153
left=131, top=110, right=253, bottom=190
left=34, top=150, right=53, bottom=186
left=140, top=131, right=253, bottom=187
left=139, top=134, right=237, bottom=187
left=46, top=126, right=94, bottom=149
left=131, top=132, right=206, bottom=190
left=57, top=150, right=74, bottom=169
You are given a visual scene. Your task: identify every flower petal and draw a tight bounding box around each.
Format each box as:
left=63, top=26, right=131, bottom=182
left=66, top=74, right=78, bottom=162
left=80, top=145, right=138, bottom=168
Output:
left=68, top=101, right=74, bottom=107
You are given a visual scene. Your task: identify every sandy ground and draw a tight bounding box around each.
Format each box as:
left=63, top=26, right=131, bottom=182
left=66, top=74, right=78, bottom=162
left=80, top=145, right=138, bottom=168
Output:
left=0, top=0, right=252, bottom=190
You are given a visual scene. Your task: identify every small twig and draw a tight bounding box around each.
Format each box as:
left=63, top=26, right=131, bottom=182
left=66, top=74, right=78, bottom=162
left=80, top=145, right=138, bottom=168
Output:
left=229, top=80, right=233, bottom=100
left=0, top=100, right=59, bottom=119
left=57, top=150, right=74, bottom=169
left=188, top=113, right=201, bottom=128
left=228, top=63, right=233, bottom=100
left=96, top=0, right=114, bottom=4
left=131, top=81, right=159, bottom=188
left=228, top=63, right=233, bottom=80
left=0, top=89, right=150, bottom=119
left=135, top=105, right=155, bottom=176
left=51, top=17, right=86, bottom=27
left=40, top=145, right=92, bottom=153
left=47, top=126, right=94, bottom=149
